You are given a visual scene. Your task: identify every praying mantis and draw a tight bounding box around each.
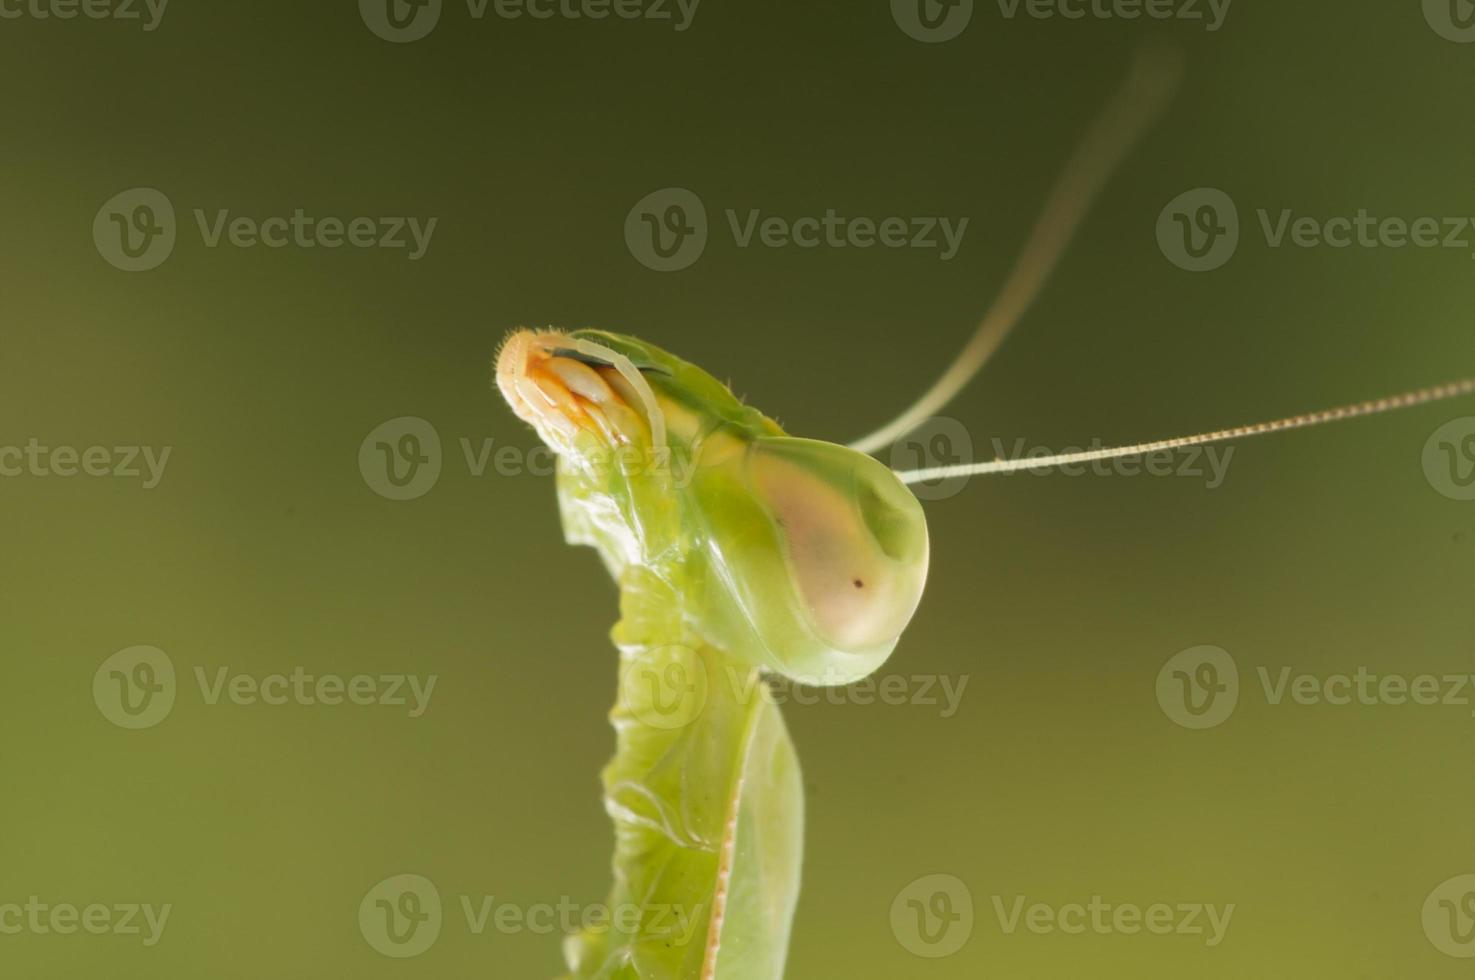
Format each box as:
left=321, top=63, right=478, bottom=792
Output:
left=494, top=46, right=1475, bottom=980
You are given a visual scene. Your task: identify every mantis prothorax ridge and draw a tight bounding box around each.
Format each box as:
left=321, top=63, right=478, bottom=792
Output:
left=496, top=45, right=1474, bottom=980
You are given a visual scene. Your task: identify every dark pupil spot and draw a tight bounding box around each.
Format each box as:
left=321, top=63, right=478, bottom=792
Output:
left=853, top=579, right=864, bottom=589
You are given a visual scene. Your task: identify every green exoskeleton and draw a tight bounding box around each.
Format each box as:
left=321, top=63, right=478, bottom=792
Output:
left=497, top=328, right=929, bottom=979
left=497, top=48, right=1475, bottom=980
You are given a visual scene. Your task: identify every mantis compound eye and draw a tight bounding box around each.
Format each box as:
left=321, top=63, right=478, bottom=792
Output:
left=746, top=438, right=930, bottom=676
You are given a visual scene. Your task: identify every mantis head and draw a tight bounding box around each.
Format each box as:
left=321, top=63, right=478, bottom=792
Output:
left=496, top=328, right=930, bottom=686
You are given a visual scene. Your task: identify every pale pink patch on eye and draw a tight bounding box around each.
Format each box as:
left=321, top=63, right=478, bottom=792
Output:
left=749, top=451, right=919, bottom=655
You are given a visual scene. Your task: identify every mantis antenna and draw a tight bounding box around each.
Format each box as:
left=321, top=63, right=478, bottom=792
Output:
left=855, top=46, right=1475, bottom=487
left=893, top=378, right=1475, bottom=485
left=849, top=42, right=1186, bottom=455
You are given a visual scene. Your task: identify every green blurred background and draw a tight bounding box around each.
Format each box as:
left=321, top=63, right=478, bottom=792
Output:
left=4, top=1, right=1475, bottom=976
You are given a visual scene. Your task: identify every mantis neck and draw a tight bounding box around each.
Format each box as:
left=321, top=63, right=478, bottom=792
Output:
left=560, top=563, right=804, bottom=980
